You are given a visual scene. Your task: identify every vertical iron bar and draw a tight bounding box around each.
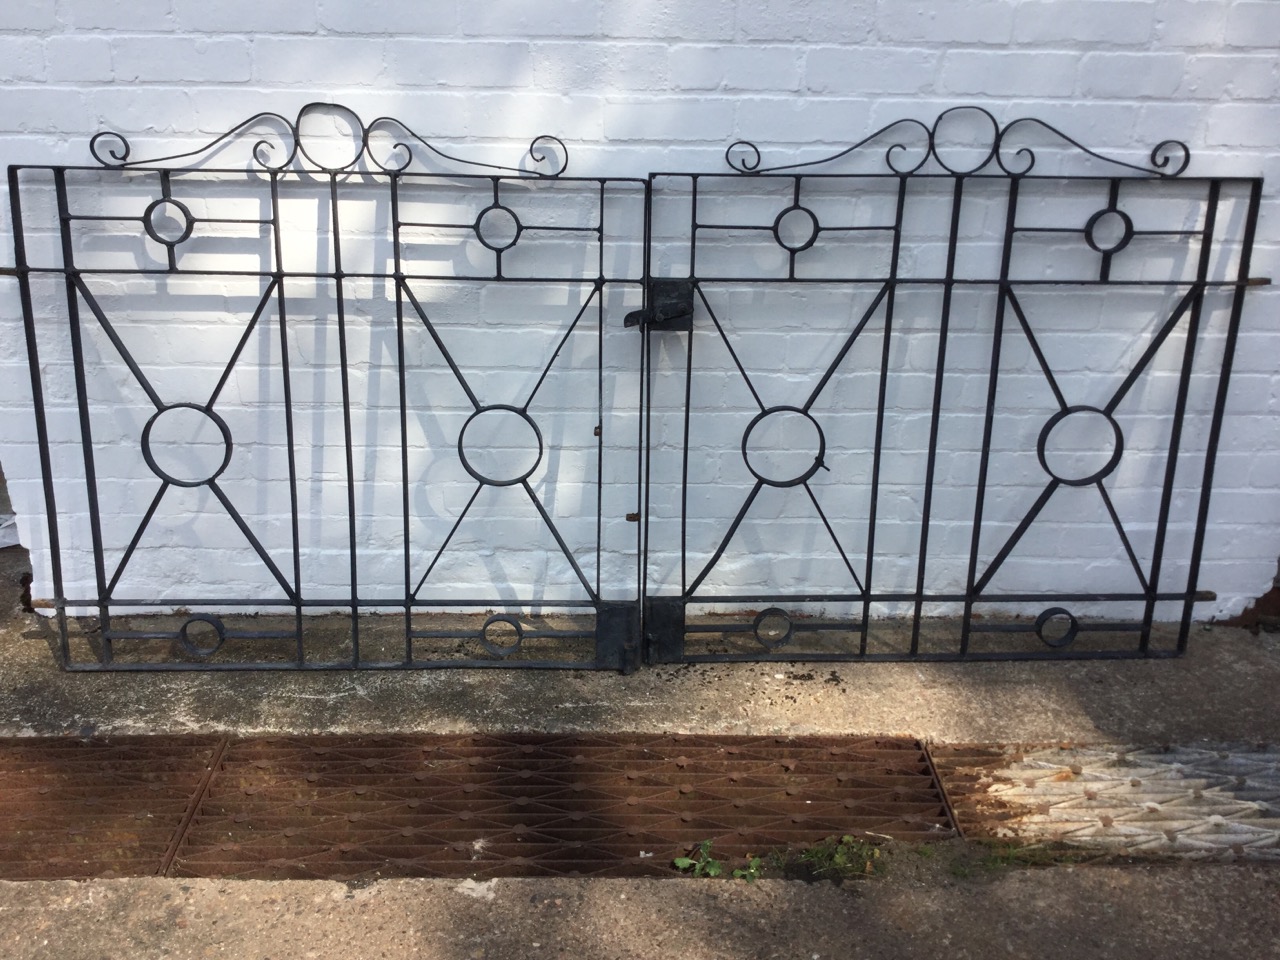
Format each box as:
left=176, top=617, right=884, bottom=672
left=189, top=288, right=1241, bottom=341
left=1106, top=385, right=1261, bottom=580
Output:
left=54, top=169, right=112, bottom=663
left=1099, top=179, right=1120, bottom=282
left=680, top=177, right=698, bottom=598
left=1178, top=181, right=1260, bottom=650
left=1140, top=180, right=1220, bottom=653
left=9, top=167, right=71, bottom=665
left=329, top=174, right=360, bottom=663
left=391, top=173, right=412, bottom=664
left=639, top=178, right=655, bottom=658
left=910, top=176, right=965, bottom=654
left=860, top=175, right=908, bottom=655
left=596, top=180, right=607, bottom=604
left=269, top=171, right=304, bottom=665
left=961, top=177, right=1020, bottom=655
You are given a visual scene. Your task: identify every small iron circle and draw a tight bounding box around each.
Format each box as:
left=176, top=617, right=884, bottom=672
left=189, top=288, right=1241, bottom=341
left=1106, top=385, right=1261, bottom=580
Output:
left=1084, top=207, right=1134, bottom=254
left=479, top=615, right=524, bottom=658
left=753, top=607, right=794, bottom=650
left=1036, top=405, right=1124, bottom=487
left=141, top=403, right=234, bottom=488
left=772, top=205, right=819, bottom=253
left=930, top=105, right=1000, bottom=175
left=741, top=406, right=826, bottom=488
left=475, top=204, right=522, bottom=252
left=143, top=198, right=195, bottom=246
left=178, top=615, right=226, bottom=658
left=457, top=405, right=544, bottom=487
left=1034, top=607, right=1078, bottom=649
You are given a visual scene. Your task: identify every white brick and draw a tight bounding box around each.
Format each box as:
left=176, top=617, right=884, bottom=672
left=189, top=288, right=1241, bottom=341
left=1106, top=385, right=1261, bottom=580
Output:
left=940, top=50, right=1079, bottom=98
left=603, top=98, right=736, bottom=142
left=1078, top=52, right=1186, bottom=99
left=460, top=0, right=601, bottom=38
left=805, top=47, right=940, bottom=96
left=529, top=42, right=667, bottom=94
left=735, top=97, right=874, bottom=144
left=1179, top=54, right=1279, bottom=101
left=1206, top=104, right=1280, bottom=148
left=45, top=36, right=113, bottom=83
left=0, top=87, right=94, bottom=133
left=1153, top=1, right=1228, bottom=46
left=172, top=0, right=319, bottom=34
left=58, top=0, right=175, bottom=30
left=670, top=45, right=802, bottom=92
left=113, top=37, right=251, bottom=83
left=1225, top=1, right=1280, bottom=48
left=0, top=37, right=44, bottom=81
left=0, top=0, right=59, bottom=30
left=876, top=1, right=1016, bottom=44
left=735, top=0, right=875, bottom=42
left=317, top=0, right=459, bottom=35
left=386, top=40, right=532, bottom=89
left=601, top=1, right=736, bottom=41
left=251, top=37, right=388, bottom=85
left=1013, top=1, right=1154, bottom=44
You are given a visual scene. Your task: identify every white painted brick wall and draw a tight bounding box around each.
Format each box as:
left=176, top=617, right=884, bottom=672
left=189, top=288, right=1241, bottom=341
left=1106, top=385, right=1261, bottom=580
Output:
left=0, top=0, right=1276, bottom=625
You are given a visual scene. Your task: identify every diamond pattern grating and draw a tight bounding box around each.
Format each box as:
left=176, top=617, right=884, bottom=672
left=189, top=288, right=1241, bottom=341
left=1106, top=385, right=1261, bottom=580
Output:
left=0, top=734, right=956, bottom=880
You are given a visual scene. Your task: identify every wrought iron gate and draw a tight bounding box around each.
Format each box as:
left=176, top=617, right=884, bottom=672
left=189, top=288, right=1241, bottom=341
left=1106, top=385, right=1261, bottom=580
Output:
left=6, top=105, right=1265, bottom=670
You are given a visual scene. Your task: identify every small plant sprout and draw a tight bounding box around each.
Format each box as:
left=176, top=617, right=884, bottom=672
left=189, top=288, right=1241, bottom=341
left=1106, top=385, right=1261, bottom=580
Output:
left=732, top=854, right=764, bottom=882
left=673, top=839, right=723, bottom=877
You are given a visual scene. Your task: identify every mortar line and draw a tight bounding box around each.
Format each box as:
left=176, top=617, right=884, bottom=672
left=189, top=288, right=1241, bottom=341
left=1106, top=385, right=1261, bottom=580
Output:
left=158, top=736, right=230, bottom=877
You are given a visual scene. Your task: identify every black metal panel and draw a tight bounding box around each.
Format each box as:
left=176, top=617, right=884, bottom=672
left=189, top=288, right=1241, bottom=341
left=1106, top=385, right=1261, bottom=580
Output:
left=11, top=104, right=645, bottom=670
left=639, top=107, right=1264, bottom=663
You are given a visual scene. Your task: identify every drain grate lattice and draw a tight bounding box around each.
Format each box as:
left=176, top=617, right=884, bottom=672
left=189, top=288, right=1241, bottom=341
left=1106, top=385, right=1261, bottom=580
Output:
left=0, top=734, right=956, bottom=880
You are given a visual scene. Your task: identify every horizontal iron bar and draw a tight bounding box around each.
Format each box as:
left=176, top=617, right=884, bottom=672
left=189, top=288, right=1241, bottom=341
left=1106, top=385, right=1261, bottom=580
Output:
left=64, top=659, right=603, bottom=672
left=682, top=592, right=1203, bottom=603
left=676, top=649, right=1182, bottom=664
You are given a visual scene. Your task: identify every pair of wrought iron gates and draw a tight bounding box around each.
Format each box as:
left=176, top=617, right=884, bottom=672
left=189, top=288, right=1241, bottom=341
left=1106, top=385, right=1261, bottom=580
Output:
left=7, top=105, right=1264, bottom=671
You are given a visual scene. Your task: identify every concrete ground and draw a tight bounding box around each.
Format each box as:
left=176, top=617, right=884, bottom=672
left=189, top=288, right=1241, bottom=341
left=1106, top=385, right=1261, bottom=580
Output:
left=0, top=539, right=1278, bottom=957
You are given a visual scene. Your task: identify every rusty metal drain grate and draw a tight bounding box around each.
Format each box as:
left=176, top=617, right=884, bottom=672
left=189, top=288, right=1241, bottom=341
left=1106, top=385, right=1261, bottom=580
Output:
left=0, top=734, right=955, bottom=880
left=0, top=736, right=223, bottom=880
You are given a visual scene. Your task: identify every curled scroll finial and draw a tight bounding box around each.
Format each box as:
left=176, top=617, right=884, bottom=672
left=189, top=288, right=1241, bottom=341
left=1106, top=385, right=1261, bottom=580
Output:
left=726, top=140, right=763, bottom=174
left=527, top=135, right=569, bottom=177
left=1150, top=140, right=1190, bottom=178
left=89, top=131, right=132, bottom=167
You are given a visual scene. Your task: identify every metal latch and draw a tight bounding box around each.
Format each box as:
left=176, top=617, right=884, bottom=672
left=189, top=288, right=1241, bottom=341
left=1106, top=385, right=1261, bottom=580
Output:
left=624, top=278, right=694, bottom=331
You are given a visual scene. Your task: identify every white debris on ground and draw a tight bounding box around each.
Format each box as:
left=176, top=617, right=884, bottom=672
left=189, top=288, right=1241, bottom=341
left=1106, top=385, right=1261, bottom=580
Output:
left=984, top=745, right=1280, bottom=860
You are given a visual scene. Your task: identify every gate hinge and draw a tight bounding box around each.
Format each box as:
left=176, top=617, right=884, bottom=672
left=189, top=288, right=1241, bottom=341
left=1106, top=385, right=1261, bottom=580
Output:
left=624, top=279, right=694, bottom=331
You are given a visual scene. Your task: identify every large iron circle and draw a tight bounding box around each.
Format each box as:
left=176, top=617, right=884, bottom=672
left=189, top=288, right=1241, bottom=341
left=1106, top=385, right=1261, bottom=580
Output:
left=143, top=198, right=195, bottom=246
left=479, top=615, right=524, bottom=658
left=295, top=102, right=366, bottom=171
left=742, top=406, right=826, bottom=488
left=1084, top=207, right=1134, bottom=254
left=475, top=204, right=522, bottom=251
left=772, top=205, right=819, bottom=252
left=457, top=405, right=544, bottom=487
left=930, top=106, right=1000, bottom=175
left=1034, top=607, right=1078, bottom=649
left=178, top=615, right=226, bottom=658
left=141, top=403, right=233, bottom=488
left=753, top=607, right=795, bottom=650
left=1036, top=405, right=1124, bottom=487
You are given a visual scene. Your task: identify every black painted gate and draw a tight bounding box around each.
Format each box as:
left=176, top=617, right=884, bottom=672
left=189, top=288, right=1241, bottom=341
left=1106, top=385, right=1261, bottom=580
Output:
left=6, top=105, right=1264, bottom=670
